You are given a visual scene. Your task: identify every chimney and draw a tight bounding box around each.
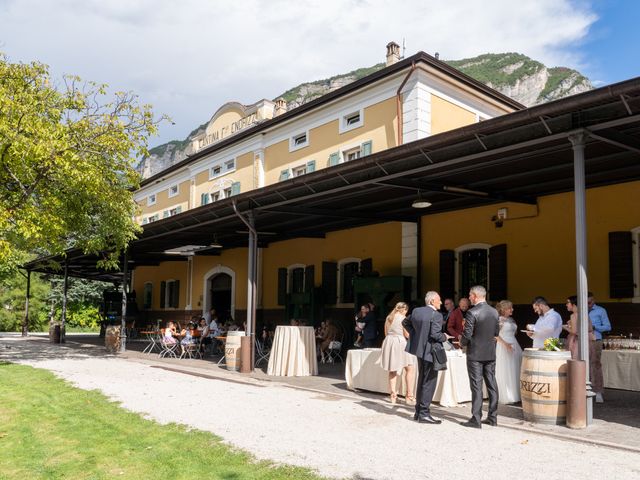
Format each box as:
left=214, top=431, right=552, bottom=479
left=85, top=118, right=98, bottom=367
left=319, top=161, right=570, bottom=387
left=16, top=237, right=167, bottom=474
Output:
left=274, top=97, right=288, bottom=116
left=386, top=41, right=400, bottom=66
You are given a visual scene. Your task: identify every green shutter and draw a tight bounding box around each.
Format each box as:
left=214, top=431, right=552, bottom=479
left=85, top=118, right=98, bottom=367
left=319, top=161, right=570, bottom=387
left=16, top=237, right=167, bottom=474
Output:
left=175, top=205, right=182, bottom=214
left=142, top=217, right=148, bottom=225
left=201, top=193, right=210, bottom=205
left=306, top=160, right=316, bottom=173
left=328, top=152, right=339, bottom=166
left=160, top=281, right=166, bottom=309
left=279, top=170, right=290, bottom=181
left=361, top=140, right=372, bottom=157
left=171, top=280, right=180, bottom=308
left=162, top=210, right=169, bottom=219
left=277, top=268, right=287, bottom=306
left=231, top=182, right=241, bottom=196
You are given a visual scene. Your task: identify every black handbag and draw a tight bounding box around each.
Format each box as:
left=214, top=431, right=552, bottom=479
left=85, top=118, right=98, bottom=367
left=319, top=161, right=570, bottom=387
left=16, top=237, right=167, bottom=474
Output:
left=432, top=342, right=448, bottom=371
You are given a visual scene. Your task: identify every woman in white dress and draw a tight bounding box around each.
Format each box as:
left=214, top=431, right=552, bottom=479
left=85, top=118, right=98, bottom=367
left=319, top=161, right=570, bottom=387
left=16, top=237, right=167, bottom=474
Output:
left=495, top=300, right=522, bottom=404
left=380, top=302, right=416, bottom=405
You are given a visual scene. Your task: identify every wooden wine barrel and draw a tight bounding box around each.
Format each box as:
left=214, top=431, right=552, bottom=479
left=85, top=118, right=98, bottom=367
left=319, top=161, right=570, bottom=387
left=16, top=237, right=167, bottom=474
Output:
left=520, top=348, right=571, bottom=425
left=225, top=331, right=244, bottom=371
left=105, top=325, right=121, bottom=353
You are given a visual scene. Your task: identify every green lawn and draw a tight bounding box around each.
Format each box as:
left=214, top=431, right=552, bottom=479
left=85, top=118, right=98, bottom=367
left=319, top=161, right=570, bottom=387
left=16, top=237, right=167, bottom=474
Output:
left=0, top=362, right=325, bottom=480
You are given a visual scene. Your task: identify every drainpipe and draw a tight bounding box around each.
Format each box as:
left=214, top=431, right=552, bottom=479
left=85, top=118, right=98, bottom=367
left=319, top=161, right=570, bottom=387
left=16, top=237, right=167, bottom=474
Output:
left=396, top=61, right=417, bottom=146
left=232, top=200, right=257, bottom=371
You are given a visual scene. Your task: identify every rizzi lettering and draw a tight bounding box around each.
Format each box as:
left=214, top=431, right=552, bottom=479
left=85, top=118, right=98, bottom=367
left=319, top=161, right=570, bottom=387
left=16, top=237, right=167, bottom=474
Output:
left=520, top=380, right=551, bottom=396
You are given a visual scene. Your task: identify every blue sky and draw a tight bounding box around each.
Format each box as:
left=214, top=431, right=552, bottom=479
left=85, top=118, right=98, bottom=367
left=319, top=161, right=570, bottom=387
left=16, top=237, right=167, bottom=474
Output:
left=0, top=0, right=637, bottom=147
left=578, top=0, right=639, bottom=85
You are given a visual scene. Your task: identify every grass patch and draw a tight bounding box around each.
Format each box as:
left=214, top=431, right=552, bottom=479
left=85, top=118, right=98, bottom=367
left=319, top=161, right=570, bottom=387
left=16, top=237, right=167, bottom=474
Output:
left=0, top=363, right=325, bottom=480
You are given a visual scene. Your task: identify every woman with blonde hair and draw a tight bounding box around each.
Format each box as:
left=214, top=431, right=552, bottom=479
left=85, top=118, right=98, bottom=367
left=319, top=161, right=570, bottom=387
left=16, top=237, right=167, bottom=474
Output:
left=380, top=302, right=417, bottom=404
left=494, top=300, right=522, bottom=403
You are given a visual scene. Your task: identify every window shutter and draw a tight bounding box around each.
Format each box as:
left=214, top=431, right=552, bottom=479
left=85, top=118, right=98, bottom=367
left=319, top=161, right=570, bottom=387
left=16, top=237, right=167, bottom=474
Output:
left=360, top=140, right=372, bottom=157
left=328, top=152, right=340, bottom=166
left=162, top=210, right=169, bottom=219
left=201, top=193, right=210, bottom=205
left=306, top=160, right=316, bottom=173
left=171, top=280, right=180, bottom=308
left=277, top=268, right=287, bottom=306
left=304, top=264, right=315, bottom=293
left=609, top=231, right=634, bottom=298
left=160, top=281, right=166, bottom=309
left=142, top=217, right=148, bottom=225
left=439, top=250, right=455, bottom=300
left=488, top=244, right=507, bottom=301
left=322, top=261, right=337, bottom=304
left=360, top=258, right=373, bottom=276
left=175, top=206, right=182, bottom=214
left=279, top=170, right=290, bottom=181
left=231, top=182, right=241, bottom=196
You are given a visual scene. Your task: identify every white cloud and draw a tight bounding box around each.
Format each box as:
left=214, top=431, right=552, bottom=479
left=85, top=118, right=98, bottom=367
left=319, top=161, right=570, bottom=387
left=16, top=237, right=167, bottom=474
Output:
left=0, top=0, right=597, bottom=146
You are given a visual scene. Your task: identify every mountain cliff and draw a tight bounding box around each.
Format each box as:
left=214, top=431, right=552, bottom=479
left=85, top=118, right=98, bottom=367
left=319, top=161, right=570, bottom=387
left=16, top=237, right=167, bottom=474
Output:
left=138, top=52, right=592, bottom=178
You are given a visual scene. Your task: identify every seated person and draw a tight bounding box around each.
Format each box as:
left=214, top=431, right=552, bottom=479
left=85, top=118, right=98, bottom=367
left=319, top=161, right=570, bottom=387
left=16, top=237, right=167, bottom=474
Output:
left=180, top=323, right=197, bottom=346
left=315, top=321, right=327, bottom=340
left=162, top=321, right=177, bottom=345
left=290, top=318, right=301, bottom=327
left=318, top=320, right=339, bottom=357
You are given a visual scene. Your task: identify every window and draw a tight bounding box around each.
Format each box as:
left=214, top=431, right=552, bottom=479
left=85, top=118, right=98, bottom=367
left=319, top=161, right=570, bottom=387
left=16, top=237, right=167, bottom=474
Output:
left=459, top=248, right=488, bottom=298
left=292, top=165, right=306, bottom=177
left=289, top=131, right=309, bottom=151
left=340, top=261, right=360, bottom=303
left=201, top=193, right=210, bottom=206
left=211, top=192, right=220, bottom=202
left=146, top=214, right=159, bottom=223
left=168, top=184, right=179, bottom=197
left=143, top=283, right=153, bottom=309
left=210, top=165, right=222, bottom=178
left=290, top=267, right=305, bottom=294
left=343, top=147, right=361, bottom=162
left=169, top=206, right=181, bottom=216
left=162, top=280, right=180, bottom=308
left=225, top=159, right=235, bottom=171
left=147, top=194, right=156, bottom=206
left=223, top=187, right=232, bottom=198
left=340, top=109, right=364, bottom=133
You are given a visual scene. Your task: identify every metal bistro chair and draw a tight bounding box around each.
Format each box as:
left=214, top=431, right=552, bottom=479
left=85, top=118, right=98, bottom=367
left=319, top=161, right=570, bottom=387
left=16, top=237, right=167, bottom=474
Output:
left=158, top=330, right=179, bottom=358
left=255, top=338, right=271, bottom=367
left=322, top=331, right=344, bottom=364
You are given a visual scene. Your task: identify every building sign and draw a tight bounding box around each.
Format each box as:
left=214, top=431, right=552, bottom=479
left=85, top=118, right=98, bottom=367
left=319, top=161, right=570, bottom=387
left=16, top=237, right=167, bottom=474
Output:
left=197, top=112, right=260, bottom=151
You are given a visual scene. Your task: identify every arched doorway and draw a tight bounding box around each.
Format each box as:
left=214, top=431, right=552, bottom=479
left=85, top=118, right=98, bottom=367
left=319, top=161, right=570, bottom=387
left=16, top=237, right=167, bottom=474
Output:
left=203, top=266, right=235, bottom=322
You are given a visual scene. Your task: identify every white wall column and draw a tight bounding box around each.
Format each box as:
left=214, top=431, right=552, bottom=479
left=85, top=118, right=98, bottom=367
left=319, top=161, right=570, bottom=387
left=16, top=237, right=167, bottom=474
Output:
left=402, top=75, right=431, bottom=143
left=254, top=149, right=265, bottom=188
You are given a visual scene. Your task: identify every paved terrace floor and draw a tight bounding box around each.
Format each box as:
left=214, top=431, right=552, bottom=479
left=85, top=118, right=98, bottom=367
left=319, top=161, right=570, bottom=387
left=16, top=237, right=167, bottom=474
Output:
left=5, top=332, right=639, bottom=454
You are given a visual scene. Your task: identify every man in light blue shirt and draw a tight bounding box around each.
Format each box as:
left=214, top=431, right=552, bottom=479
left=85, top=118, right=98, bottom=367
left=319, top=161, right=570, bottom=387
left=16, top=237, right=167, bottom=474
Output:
left=527, top=296, right=563, bottom=348
left=588, top=292, right=611, bottom=403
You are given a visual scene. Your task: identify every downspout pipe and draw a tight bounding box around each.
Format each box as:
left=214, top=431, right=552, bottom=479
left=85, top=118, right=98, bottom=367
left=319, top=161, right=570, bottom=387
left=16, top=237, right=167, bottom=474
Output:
left=396, top=61, right=417, bottom=146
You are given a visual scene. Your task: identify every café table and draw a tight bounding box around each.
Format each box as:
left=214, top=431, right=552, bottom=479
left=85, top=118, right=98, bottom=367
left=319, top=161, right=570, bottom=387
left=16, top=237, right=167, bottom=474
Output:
left=140, top=330, right=161, bottom=354
left=267, top=326, right=318, bottom=376
left=602, top=349, right=640, bottom=391
left=345, top=348, right=480, bottom=407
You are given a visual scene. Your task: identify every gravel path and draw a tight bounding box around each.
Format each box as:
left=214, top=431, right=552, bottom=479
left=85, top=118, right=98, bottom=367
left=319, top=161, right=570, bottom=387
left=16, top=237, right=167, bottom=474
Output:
left=2, top=337, right=639, bottom=480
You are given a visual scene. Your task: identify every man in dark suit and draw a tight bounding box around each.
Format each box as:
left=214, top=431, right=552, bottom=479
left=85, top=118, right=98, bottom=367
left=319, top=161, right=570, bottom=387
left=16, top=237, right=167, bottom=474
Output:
left=460, top=285, right=500, bottom=428
left=403, top=291, right=449, bottom=424
left=362, top=303, right=377, bottom=348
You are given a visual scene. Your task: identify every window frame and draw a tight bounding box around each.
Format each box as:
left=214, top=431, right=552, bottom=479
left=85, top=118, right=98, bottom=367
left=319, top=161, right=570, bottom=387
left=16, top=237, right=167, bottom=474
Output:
left=291, top=164, right=307, bottom=177
left=339, top=108, right=364, bottom=134
left=209, top=165, right=222, bottom=179
left=336, top=257, right=361, bottom=306
left=454, top=243, right=491, bottom=300
left=165, top=279, right=179, bottom=309
left=168, top=183, right=179, bottom=198
left=286, top=263, right=307, bottom=294
left=342, top=146, right=361, bottom=163
left=147, top=193, right=156, bottom=206
left=289, top=131, right=309, bottom=152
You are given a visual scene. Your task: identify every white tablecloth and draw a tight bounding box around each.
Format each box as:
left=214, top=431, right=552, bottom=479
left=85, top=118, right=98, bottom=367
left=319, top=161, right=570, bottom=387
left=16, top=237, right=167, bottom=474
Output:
left=602, top=349, right=640, bottom=391
left=267, top=326, right=318, bottom=376
left=345, top=348, right=477, bottom=407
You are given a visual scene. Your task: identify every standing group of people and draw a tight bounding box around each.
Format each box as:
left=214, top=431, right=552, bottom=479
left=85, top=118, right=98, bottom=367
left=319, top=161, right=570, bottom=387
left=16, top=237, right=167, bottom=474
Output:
left=374, top=287, right=611, bottom=427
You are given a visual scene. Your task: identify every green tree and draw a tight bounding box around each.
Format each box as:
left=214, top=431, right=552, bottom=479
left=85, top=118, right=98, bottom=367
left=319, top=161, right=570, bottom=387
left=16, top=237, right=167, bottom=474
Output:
left=0, top=270, right=50, bottom=331
left=0, top=54, right=166, bottom=273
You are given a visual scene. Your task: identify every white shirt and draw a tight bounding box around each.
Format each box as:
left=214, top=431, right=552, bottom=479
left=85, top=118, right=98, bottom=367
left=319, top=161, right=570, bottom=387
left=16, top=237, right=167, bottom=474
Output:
left=208, top=320, right=220, bottom=337
left=532, top=308, right=563, bottom=348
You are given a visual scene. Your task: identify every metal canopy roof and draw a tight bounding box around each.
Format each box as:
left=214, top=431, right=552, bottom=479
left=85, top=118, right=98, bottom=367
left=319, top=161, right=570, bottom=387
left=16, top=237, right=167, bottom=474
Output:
left=25, top=77, right=640, bottom=282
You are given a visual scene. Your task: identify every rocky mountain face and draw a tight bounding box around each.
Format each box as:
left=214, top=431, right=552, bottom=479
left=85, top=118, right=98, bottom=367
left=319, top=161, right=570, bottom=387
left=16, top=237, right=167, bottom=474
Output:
left=138, top=52, right=592, bottom=179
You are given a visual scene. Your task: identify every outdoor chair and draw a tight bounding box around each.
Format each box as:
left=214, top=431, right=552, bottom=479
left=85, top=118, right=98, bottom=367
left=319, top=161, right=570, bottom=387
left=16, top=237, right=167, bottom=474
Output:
left=158, top=331, right=179, bottom=358
left=321, top=331, right=344, bottom=364
left=255, top=338, right=271, bottom=367
left=180, top=340, right=201, bottom=360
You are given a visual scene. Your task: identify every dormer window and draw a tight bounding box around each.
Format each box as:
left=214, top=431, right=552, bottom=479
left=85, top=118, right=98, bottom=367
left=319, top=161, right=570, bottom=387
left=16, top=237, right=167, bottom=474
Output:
left=289, top=131, right=309, bottom=151
left=147, top=194, right=156, bottom=206
left=168, top=184, right=179, bottom=198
